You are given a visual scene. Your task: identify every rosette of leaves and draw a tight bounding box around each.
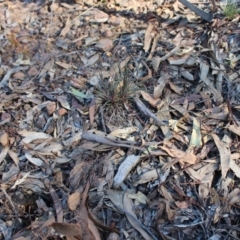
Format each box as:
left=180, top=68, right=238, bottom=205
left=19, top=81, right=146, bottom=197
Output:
left=95, top=68, right=139, bottom=115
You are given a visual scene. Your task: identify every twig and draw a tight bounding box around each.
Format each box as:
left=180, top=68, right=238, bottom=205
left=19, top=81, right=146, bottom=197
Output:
left=134, top=97, right=168, bottom=126
left=99, top=106, right=107, bottom=133
left=1, top=185, right=18, bottom=217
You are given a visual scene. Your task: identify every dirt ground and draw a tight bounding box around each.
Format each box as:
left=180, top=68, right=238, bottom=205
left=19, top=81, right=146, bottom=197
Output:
left=1, top=0, right=240, bottom=239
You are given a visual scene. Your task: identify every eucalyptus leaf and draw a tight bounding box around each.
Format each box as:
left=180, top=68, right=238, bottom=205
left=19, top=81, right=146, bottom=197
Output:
left=67, top=87, right=88, bottom=99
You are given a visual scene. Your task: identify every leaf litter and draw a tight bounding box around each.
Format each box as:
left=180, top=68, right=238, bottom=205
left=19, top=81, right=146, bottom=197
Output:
left=1, top=0, right=240, bottom=239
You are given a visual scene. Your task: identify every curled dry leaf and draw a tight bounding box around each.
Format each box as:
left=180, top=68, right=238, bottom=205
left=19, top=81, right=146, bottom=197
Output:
left=113, top=155, right=141, bottom=187
left=0, top=146, right=9, bottom=165
left=110, top=126, right=138, bottom=139
left=128, top=191, right=148, bottom=204
left=50, top=222, right=83, bottom=237
left=50, top=188, right=63, bottom=223
left=161, top=144, right=197, bottom=164
left=123, top=193, right=152, bottom=240
left=89, top=98, right=96, bottom=126
left=0, top=132, right=9, bottom=147
left=8, top=150, right=19, bottom=165
left=211, top=134, right=231, bottom=179
left=228, top=188, right=240, bottom=205
left=25, top=152, right=44, bottom=167
left=11, top=171, right=31, bottom=189
left=175, top=201, right=189, bottom=209
left=144, top=21, right=154, bottom=53
left=60, top=17, right=71, bottom=37
left=139, top=90, right=160, bottom=107
left=57, top=95, right=71, bottom=110
left=18, top=130, right=52, bottom=144
left=133, top=169, right=158, bottom=186
left=46, top=101, right=56, bottom=115
left=190, top=117, right=202, bottom=147
left=227, top=124, right=240, bottom=136
left=68, top=192, right=81, bottom=211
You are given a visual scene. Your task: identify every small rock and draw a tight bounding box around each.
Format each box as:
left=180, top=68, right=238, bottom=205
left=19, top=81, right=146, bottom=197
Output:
left=28, top=66, right=38, bottom=76
left=24, top=104, right=31, bottom=111
left=102, top=30, right=113, bottom=38
left=18, top=36, right=28, bottom=44
left=57, top=108, right=67, bottom=116
left=108, top=16, right=125, bottom=26
left=95, top=39, right=113, bottom=51
left=13, top=71, right=25, bottom=80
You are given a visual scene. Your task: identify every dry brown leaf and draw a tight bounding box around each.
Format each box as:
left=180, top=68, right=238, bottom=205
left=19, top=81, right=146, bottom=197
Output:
left=55, top=61, right=77, bottom=70
left=60, top=17, right=71, bottom=37
left=128, top=191, right=148, bottom=204
left=228, top=124, right=240, bottom=136
left=144, top=22, right=154, bottom=53
left=153, top=74, right=169, bottom=99
left=160, top=185, right=174, bottom=201
left=0, top=132, right=9, bottom=147
left=57, top=95, right=71, bottom=110
left=8, top=150, right=19, bottom=165
left=68, top=192, right=81, bottom=211
left=123, top=193, right=152, bottom=240
left=140, top=90, right=160, bottom=107
left=50, top=223, right=82, bottom=237
left=169, top=81, right=182, bottom=95
left=175, top=201, right=189, bottom=209
left=89, top=98, right=96, bottom=126
left=81, top=54, right=99, bottom=66
left=109, top=126, right=138, bottom=139
left=78, top=182, right=101, bottom=240
left=152, top=56, right=161, bottom=72
left=228, top=188, right=240, bottom=205
left=113, top=155, right=141, bottom=187
left=211, top=134, right=230, bottom=179
left=133, top=169, right=158, bottom=186
left=102, top=158, right=114, bottom=188
left=87, top=8, right=109, bottom=23
left=46, top=101, right=56, bottom=115
left=50, top=188, right=63, bottom=223
left=25, top=152, right=44, bottom=167
left=161, top=144, right=197, bottom=164
left=18, top=130, right=52, bottom=144
left=230, top=160, right=240, bottom=178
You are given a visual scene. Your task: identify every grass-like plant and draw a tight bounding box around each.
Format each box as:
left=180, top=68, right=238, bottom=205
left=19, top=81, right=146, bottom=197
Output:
left=95, top=68, right=139, bottom=114
left=223, top=1, right=240, bottom=19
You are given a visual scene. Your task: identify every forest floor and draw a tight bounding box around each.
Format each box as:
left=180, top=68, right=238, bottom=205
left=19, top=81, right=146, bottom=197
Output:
left=1, top=0, right=240, bottom=239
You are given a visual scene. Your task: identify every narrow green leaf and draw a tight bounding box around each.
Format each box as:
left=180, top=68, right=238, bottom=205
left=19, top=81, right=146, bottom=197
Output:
left=67, top=87, right=88, bottom=99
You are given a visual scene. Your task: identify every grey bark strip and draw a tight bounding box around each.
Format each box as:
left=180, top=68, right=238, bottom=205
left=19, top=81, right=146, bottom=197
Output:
left=134, top=98, right=168, bottom=126
left=178, top=0, right=213, bottom=22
